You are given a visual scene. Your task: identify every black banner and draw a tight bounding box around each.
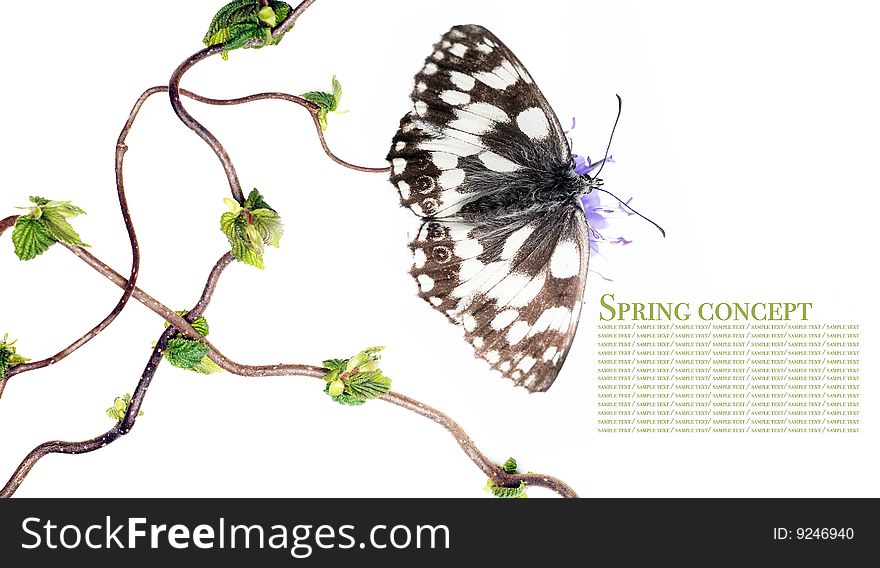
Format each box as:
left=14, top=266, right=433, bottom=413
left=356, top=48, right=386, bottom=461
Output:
left=0, top=499, right=876, bottom=565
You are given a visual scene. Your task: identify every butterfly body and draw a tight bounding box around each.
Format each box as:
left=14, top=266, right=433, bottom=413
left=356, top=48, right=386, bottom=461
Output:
left=388, top=25, right=599, bottom=392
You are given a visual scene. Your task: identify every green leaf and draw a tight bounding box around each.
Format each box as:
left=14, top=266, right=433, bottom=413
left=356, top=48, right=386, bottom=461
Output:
left=322, top=347, right=391, bottom=406
left=164, top=311, right=210, bottom=337
left=502, top=457, right=518, bottom=475
left=203, top=0, right=260, bottom=46
left=244, top=188, right=275, bottom=212
left=219, top=190, right=282, bottom=270
left=165, top=338, right=210, bottom=370
left=106, top=393, right=143, bottom=421
left=35, top=198, right=87, bottom=218
left=484, top=480, right=528, bottom=499
left=203, top=0, right=294, bottom=56
left=0, top=333, right=29, bottom=376
left=331, top=75, right=343, bottom=105
left=258, top=5, right=277, bottom=27
left=301, top=90, right=336, bottom=112
left=345, top=370, right=392, bottom=401
left=190, top=355, right=223, bottom=375
left=301, top=76, right=344, bottom=131
left=251, top=209, right=284, bottom=247
left=322, top=359, right=348, bottom=372
left=40, top=208, right=89, bottom=248
left=12, top=216, right=55, bottom=261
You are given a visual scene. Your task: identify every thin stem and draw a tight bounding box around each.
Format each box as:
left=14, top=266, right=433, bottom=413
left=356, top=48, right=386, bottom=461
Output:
left=5, top=241, right=576, bottom=497
left=0, top=245, right=235, bottom=498
left=59, top=244, right=325, bottom=379
left=168, top=0, right=325, bottom=203
left=0, top=85, right=145, bottom=394
left=1, top=79, right=385, bottom=395
left=382, top=392, right=578, bottom=498
left=169, top=46, right=244, bottom=202
left=0, top=215, right=14, bottom=236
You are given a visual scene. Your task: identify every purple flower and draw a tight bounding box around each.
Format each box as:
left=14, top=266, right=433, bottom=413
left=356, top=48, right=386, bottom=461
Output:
left=568, top=118, right=633, bottom=277
left=572, top=153, right=613, bottom=176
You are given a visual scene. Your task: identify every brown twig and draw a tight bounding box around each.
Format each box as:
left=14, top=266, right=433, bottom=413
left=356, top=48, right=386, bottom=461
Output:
left=0, top=249, right=232, bottom=498
left=1, top=0, right=575, bottom=497
left=168, top=0, right=332, bottom=203
left=4, top=241, right=577, bottom=497
left=181, top=88, right=389, bottom=173
left=382, top=392, right=578, bottom=498
left=0, top=86, right=144, bottom=397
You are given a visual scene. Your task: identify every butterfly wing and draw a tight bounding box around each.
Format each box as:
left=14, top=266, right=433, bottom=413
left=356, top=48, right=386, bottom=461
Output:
left=409, top=203, right=589, bottom=391
left=387, top=24, right=571, bottom=219
left=388, top=25, right=588, bottom=391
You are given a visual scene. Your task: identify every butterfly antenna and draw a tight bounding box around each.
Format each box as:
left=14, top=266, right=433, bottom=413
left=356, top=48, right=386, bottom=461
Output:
left=590, top=94, right=623, bottom=180
left=597, top=187, right=667, bottom=237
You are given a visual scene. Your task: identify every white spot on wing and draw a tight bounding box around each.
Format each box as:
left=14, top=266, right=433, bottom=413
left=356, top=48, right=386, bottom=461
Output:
left=414, top=100, right=428, bottom=116
left=479, top=151, right=521, bottom=173
left=429, top=296, right=442, bottom=306
left=397, top=181, right=411, bottom=200
left=454, top=238, right=483, bottom=259
left=432, top=50, right=444, bottom=60
left=476, top=42, right=493, bottom=54
left=418, top=137, right=482, bottom=157
left=509, top=272, right=546, bottom=308
left=440, top=90, right=471, bottom=105
left=473, top=67, right=517, bottom=90
left=395, top=141, right=405, bottom=151
left=449, top=71, right=476, bottom=91
left=413, top=248, right=426, bottom=268
left=431, top=152, right=459, bottom=170
left=417, top=274, right=434, bottom=292
left=462, top=314, right=477, bottom=332
left=423, top=62, right=438, bottom=75
left=506, top=321, right=531, bottom=345
left=472, top=336, right=484, bottom=348
left=485, top=350, right=500, bottom=364
left=487, top=273, right=530, bottom=306
left=417, top=81, right=428, bottom=93
left=392, top=158, right=406, bottom=174
left=530, top=307, right=573, bottom=336
left=449, top=113, right=492, bottom=135
left=543, top=346, right=559, bottom=361
left=516, top=107, right=551, bottom=140
left=550, top=241, right=580, bottom=278
left=501, top=225, right=534, bottom=260
left=459, top=258, right=484, bottom=280
left=491, top=309, right=519, bottom=330
left=452, top=260, right=510, bottom=298
left=464, top=102, right=510, bottom=123
left=517, top=356, right=537, bottom=373
left=499, top=361, right=511, bottom=372
left=438, top=168, right=466, bottom=189
left=448, top=43, right=468, bottom=57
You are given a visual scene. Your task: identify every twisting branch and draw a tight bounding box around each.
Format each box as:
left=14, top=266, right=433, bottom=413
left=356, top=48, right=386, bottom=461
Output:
left=1, top=0, right=577, bottom=498
left=0, top=250, right=233, bottom=498
left=3, top=240, right=577, bottom=497
left=0, top=84, right=145, bottom=397
left=181, top=88, right=389, bottom=173
left=383, top=392, right=578, bottom=498
left=169, top=0, right=326, bottom=203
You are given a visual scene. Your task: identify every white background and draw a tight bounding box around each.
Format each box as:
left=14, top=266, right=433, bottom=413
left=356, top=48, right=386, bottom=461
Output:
left=0, top=0, right=877, bottom=497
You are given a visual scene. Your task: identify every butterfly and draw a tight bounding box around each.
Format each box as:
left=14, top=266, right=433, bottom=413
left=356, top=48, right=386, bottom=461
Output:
left=386, top=24, right=605, bottom=392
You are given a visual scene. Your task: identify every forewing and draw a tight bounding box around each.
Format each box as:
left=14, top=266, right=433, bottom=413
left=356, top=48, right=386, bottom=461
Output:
left=410, top=203, right=589, bottom=391
left=387, top=25, right=570, bottom=219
